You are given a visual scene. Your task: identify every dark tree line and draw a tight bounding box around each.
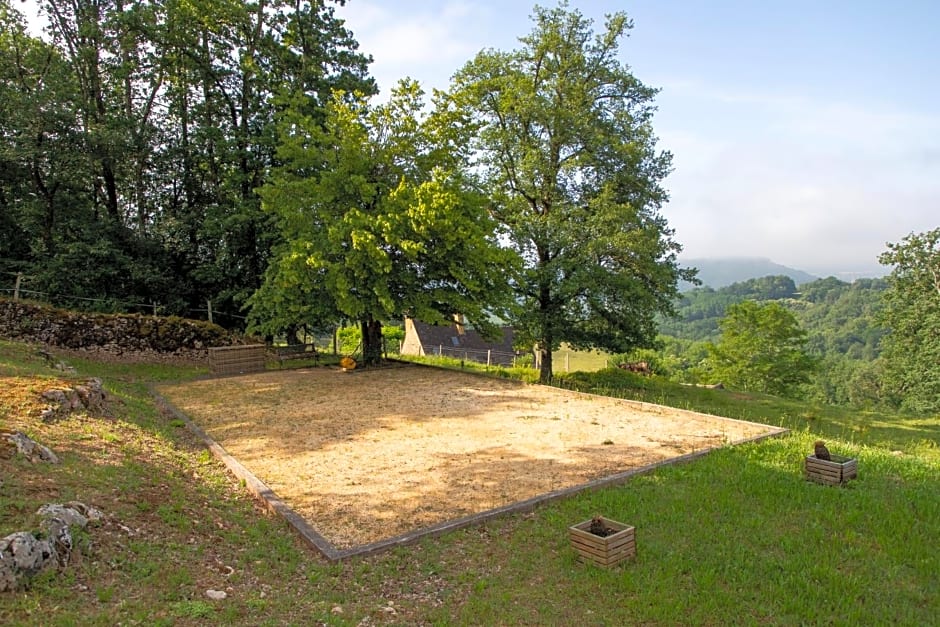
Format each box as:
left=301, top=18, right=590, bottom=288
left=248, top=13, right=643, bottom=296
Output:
left=4, top=2, right=695, bottom=381
left=0, top=0, right=373, bottom=322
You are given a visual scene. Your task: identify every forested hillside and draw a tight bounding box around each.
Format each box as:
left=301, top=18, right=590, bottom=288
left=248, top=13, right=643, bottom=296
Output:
left=679, top=257, right=817, bottom=289
left=654, top=275, right=888, bottom=407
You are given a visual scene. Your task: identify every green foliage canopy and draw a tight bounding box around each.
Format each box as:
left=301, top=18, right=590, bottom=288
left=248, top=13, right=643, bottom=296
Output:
left=708, top=300, right=816, bottom=396
left=448, top=3, right=692, bottom=382
left=250, top=81, right=514, bottom=365
left=0, top=0, right=373, bottom=323
left=655, top=275, right=888, bottom=406
left=879, top=228, right=940, bottom=412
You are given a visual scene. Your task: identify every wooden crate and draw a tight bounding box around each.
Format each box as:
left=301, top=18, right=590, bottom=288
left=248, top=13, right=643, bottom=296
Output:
left=805, top=454, right=858, bottom=486
left=569, top=517, right=636, bottom=567
left=208, top=344, right=267, bottom=375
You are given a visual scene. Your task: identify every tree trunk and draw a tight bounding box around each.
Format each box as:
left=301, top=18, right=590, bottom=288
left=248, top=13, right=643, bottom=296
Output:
left=284, top=323, right=301, bottom=345
left=361, top=317, right=384, bottom=367
left=538, top=276, right=554, bottom=384
left=538, top=341, right=553, bottom=383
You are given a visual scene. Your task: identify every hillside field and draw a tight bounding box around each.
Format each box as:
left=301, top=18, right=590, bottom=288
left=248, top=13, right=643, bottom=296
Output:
left=1, top=338, right=937, bottom=625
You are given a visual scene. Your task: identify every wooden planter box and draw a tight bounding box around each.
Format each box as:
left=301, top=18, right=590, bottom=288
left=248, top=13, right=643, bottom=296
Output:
left=208, top=344, right=267, bottom=375
left=569, top=517, right=636, bottom=567
left=805, top=454, right=858, bottom=486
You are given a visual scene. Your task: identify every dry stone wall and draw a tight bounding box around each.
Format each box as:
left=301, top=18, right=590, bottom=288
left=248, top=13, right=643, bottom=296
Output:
left=0, top=299, right=246, bottom=360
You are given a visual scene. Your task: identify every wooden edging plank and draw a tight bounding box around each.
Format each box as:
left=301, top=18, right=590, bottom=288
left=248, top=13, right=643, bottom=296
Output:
left=151, top=382, right=788, bottom=563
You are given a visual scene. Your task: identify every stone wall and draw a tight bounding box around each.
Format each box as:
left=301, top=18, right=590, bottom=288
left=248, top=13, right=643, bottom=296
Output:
left=0, top=298, right=245, bottom=360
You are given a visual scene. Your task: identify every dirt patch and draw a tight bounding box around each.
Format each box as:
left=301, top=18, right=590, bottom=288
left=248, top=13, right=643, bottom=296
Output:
left=158, top=364, right=776, bottom=549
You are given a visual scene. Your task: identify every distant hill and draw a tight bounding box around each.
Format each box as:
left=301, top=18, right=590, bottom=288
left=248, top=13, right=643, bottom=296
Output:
left=680, top=257, right=817, bottom=290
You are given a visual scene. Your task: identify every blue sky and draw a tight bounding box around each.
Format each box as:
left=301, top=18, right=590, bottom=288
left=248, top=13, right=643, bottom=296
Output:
left=19, top=1, right=939, bottom=278
left=336, top=0, right=940, bottom=278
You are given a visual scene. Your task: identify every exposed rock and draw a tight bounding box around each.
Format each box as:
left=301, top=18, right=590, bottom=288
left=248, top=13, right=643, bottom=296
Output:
left=3, top=431, right=60, bottom=464
left=33, top=349, right=76, bottom=373
left=39, top=379, right=107, bottom=422
left=0, top=502, right=103, bottom=592
left=36, top=502, right=104, bottom=529
left=39, top=518, right=73, bottom=565
left=0, top=532, right=57, bottom=592
left=206, top=589, right=227, bottom=600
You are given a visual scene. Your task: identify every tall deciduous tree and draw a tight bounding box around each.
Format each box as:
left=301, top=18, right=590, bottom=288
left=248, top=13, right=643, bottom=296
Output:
left=708, top=300, right=815, bottom=396
left=878, top=228, right=940, bottom=412
left=0, top=3, right=83, bottom=261
left=1, top=0, right=373, bottom=320
left=250, top=81, right=514, bottom=365
left=448, top=3, right=692, bottom=383
left=148, top=0, right=374, bottom=319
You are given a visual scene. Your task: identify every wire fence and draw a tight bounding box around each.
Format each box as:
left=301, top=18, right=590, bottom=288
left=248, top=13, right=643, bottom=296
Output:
left=420, top=343, right=519, bottom=367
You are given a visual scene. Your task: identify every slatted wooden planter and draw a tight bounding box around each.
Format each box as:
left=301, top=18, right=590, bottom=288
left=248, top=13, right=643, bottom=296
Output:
left=569, top=516, right=636, bottom=567
left=805, top=454, right=858, bottom=486
left=208, top=344, right=267, bottom=375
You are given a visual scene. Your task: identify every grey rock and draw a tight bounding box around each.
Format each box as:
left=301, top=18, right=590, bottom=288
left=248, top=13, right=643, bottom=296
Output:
left=0, top=501, right=103, bottom=592
left=38, top=518, right=73, bottom=566
left=42, top=502, right=101, bottom=524
left=0, top=532, right=58, bottom=592
left=39, top=379, right=107, bottom=423
left=36, top=504, right=93, bottom=529
left=5, top=432, right=59, bottom=464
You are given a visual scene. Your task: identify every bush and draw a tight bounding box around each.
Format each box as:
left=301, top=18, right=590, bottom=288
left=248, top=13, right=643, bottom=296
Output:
left=336, top=322, right=405, bottom=356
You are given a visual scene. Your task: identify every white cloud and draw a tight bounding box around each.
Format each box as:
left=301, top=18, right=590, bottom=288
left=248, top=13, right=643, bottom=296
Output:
left=656, top=79, right=940, bottom=275
left=339, top=1, right=497, bottom=95
left=334, top=6, right=939, bottom=277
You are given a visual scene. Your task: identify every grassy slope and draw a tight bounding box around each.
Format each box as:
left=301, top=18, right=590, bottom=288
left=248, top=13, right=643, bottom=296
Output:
left=552, top=344, right=611, bottom=372
left=1, top=339, right=937, bottom=625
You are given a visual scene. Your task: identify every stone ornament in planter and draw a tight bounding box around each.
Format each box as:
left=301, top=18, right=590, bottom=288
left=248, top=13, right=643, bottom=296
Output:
left=805, top=453, right=858, bottom=486
left=569, top=516, right=636, bottom=567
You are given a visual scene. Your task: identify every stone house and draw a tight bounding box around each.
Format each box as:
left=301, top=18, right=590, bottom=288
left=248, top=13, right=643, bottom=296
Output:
left=400, top=316, right=518, bottom=366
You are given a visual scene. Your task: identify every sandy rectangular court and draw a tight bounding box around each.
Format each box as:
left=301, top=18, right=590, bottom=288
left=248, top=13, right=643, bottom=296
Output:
left=158, top=364, right=779, bottom=549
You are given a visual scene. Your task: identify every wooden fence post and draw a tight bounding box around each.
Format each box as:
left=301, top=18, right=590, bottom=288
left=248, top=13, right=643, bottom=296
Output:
left=487, top=349, right=492, bottom=367
left=565, top=352, right=570, bottom=372
left=207, top=299, right=213, bottom=324
left=14, top=273, right=22, bottom=301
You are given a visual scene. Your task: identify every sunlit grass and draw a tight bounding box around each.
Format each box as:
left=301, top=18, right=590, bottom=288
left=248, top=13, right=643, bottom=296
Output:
left=1, top=337, right=937, bottom=625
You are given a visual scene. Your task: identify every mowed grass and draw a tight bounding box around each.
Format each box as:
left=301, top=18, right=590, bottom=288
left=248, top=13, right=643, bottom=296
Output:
left=552, top=344, right=612, bottom=372
left=1, top=338, right=938, bottom=625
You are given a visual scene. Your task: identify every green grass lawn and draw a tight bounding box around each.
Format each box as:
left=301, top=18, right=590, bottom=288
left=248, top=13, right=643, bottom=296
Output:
left=2, top=339, right=938, bottom=625
left=552, top=343, right=612, bottom=372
